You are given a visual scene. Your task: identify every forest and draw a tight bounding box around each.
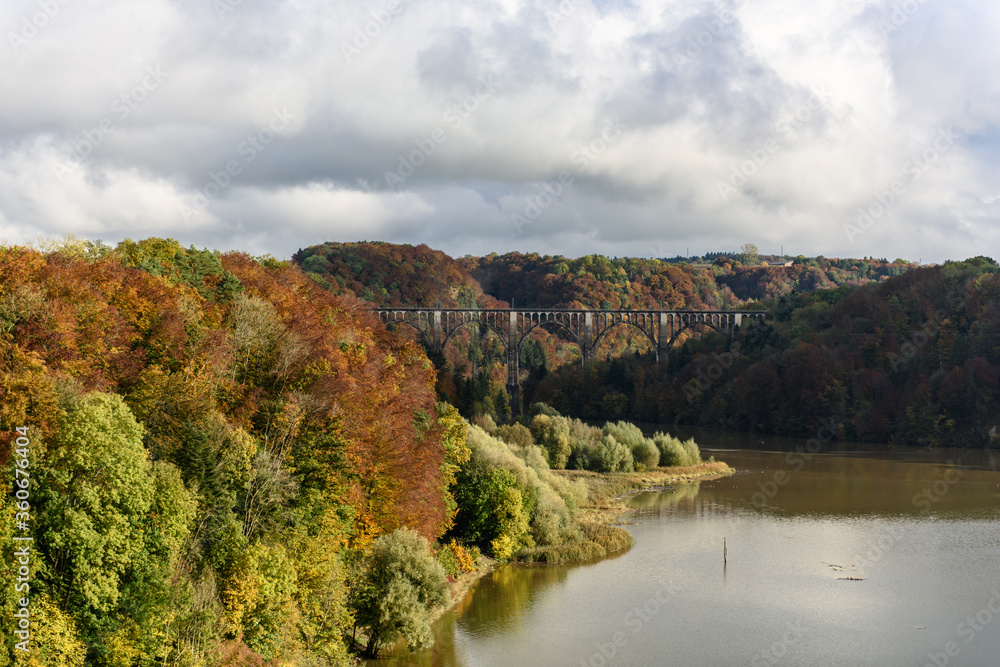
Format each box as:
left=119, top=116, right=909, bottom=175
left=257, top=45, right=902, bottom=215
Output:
left=0, top=238, right=683, bottom=666
left=529, top=257, right=1000, bottom=448
left=0, top=240, right=524, bottom=664
left=296, top=242, right=999, bottom=449
left=3, top=238, right=994, bottom=665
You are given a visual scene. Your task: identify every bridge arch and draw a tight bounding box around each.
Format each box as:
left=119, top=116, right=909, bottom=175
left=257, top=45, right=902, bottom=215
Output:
left=442, top=319, right=509, bottom=350
left=591, top=320, right=657, bottom=356
left=666, top=320, right=726, bottom=348
left=517, top=320, right=581, bottom=348
left=382, top=319, right=432, bottom=347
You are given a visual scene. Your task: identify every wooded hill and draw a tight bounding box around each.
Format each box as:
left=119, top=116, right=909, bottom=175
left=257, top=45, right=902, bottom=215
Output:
left=532, top=257, right=1000, bottom=448
left=294, top=242, right=1000, bottom=449
left=294, top=241, right=914, bottom=310
left=0, top=238, right=461, bottom=664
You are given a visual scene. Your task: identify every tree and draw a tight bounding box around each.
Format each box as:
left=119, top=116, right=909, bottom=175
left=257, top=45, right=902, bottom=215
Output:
left=35, top=392, right=196, bottom=663
left=349, top=528, right=448, bottom=658
left=740, top=243, right=760, bottom=266
left=529, top=414, right=571, bottom=469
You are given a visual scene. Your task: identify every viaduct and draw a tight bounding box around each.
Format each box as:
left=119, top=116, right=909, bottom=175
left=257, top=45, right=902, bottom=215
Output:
left=374, top=308, right=766, bottom=412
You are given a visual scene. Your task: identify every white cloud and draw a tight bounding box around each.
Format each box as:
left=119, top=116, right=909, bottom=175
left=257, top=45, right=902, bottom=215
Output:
left=0, top=0, right=996, bottom=261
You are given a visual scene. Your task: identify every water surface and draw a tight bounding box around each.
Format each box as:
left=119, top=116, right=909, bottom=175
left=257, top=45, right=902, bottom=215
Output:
left=373, top=433, right=1000, bottom=666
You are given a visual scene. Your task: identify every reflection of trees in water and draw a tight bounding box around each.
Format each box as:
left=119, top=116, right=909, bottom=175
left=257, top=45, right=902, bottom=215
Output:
left=630, top=481, right=702, bottom=510
left=365, top=609, right=461, bottom=667
left=367, top=564, right=574, bottom=666
left=459, top=563, right=571, bottom=636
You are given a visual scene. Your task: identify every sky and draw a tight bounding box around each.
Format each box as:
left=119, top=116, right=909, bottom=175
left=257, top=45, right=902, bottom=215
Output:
left=0, top=0, right=997, bottom=262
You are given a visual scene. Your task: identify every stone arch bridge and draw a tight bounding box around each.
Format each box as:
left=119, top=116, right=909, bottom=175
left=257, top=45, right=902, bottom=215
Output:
left=374, top=308, right=766, bottom=411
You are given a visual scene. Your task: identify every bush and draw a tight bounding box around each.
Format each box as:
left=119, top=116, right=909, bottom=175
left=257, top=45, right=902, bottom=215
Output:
left=603, top=421, right=659, bottom=470
left=591, top=434, right=634, bottom=473
left=350, top=528, right=448, bottom=658
left=631, top=438, right=661, bottom=471
left=515, top=523, right=633, bottom=563
left=437, top=539, right=476, bottom=577
left=452, top=464, right=533, bottom=560
left=580, top=523, right=633, bottom=553
left=652, top=432, right=702, bottom=467
left=530, top=402, right=562, bottom=417
left=566, top=418, right=601, bottom=470
left=682, top=437, right=702, bottom=465
left=602, top=421, right=646, bottom=452
left=471, top=413, right=497, bottom=433
left=495, top=423, right=534, bottom=449
left=529, top=414, right=572, bottom=469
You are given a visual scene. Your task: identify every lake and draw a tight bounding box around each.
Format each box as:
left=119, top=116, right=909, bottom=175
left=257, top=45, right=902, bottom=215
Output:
left=371, top=429, right=1000, bottom=666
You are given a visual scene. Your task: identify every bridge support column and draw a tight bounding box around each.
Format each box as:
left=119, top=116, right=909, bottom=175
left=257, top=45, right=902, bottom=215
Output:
left=507, top=311, right=521, bottom=415
left=583, top=312, right=593, bottom=362
left=433, top=310, right=442, bottom=350
left=658, top=312, right=669, bottom=363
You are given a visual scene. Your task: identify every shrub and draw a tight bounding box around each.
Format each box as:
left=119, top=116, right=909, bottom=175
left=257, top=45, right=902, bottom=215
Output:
left=602, top=421, right=647, bottom=452
left=580, top=523, right=633, bottom=553
left=471, top=413, right=497, bottom=433
left=591, top=434, right=634, bottom=473
left=681, top=438, right=702, bottom=465
left=437, top=539, right=476, bottom=577
left=452, top=464, right=533, bottom=560
left=631, top=437, right=661, bottom=471
left=654, top=432, right=689, bottom=467
left=529, top=414, right=572, bottom=469
left=529, top=402, right=562, bottom=417
left=495, top=423, right=534, bottom=449
left=566, top=418, right=602, bottom=470
left=350, top=528, right=448, bottom=658
left=652, top=432, right=702, bottom=466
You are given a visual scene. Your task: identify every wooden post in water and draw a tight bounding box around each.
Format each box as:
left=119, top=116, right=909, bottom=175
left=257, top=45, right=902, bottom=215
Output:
left=724, top=538, right=728, bottom=565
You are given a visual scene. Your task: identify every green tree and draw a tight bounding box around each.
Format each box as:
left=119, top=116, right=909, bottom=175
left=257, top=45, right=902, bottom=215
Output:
left=740, top=243, right=760, bottom=266
left=35, top=392, right=196, bottom=664
left=349, top=528, right=448, bottom=658
left=591, top=434, right=634, bottom=473
left=529, top=414, right=571, bottom=469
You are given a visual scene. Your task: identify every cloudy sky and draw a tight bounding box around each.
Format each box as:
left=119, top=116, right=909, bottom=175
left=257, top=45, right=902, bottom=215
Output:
left=0, top=0, right=997, bottom=261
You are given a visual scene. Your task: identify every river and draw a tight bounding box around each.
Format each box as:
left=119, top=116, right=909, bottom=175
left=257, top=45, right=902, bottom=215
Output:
left=371, top=429, right=1000, bottom=666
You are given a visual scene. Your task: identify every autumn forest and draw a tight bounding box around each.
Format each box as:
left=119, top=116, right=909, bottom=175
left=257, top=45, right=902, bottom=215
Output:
left=1, top=238, right=998, bottom=665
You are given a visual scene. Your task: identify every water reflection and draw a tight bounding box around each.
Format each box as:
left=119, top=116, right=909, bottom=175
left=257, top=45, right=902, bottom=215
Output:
left=368, top=434, right=1000, bottom=666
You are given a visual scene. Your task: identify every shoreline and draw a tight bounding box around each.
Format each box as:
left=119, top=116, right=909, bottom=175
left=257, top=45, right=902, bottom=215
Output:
left=438, top=461, right=734, bottom=608
left=560, top=460, right=735, bottom=522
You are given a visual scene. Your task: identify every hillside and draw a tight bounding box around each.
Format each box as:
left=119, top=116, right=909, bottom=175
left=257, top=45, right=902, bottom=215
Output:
left=531, top=257, right=1000, bottom=448
left=293, top=242, right=914, bottom=310
left=293, top=241, right=505, bottom=308
left=0, top=238, right=456, bottom=664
